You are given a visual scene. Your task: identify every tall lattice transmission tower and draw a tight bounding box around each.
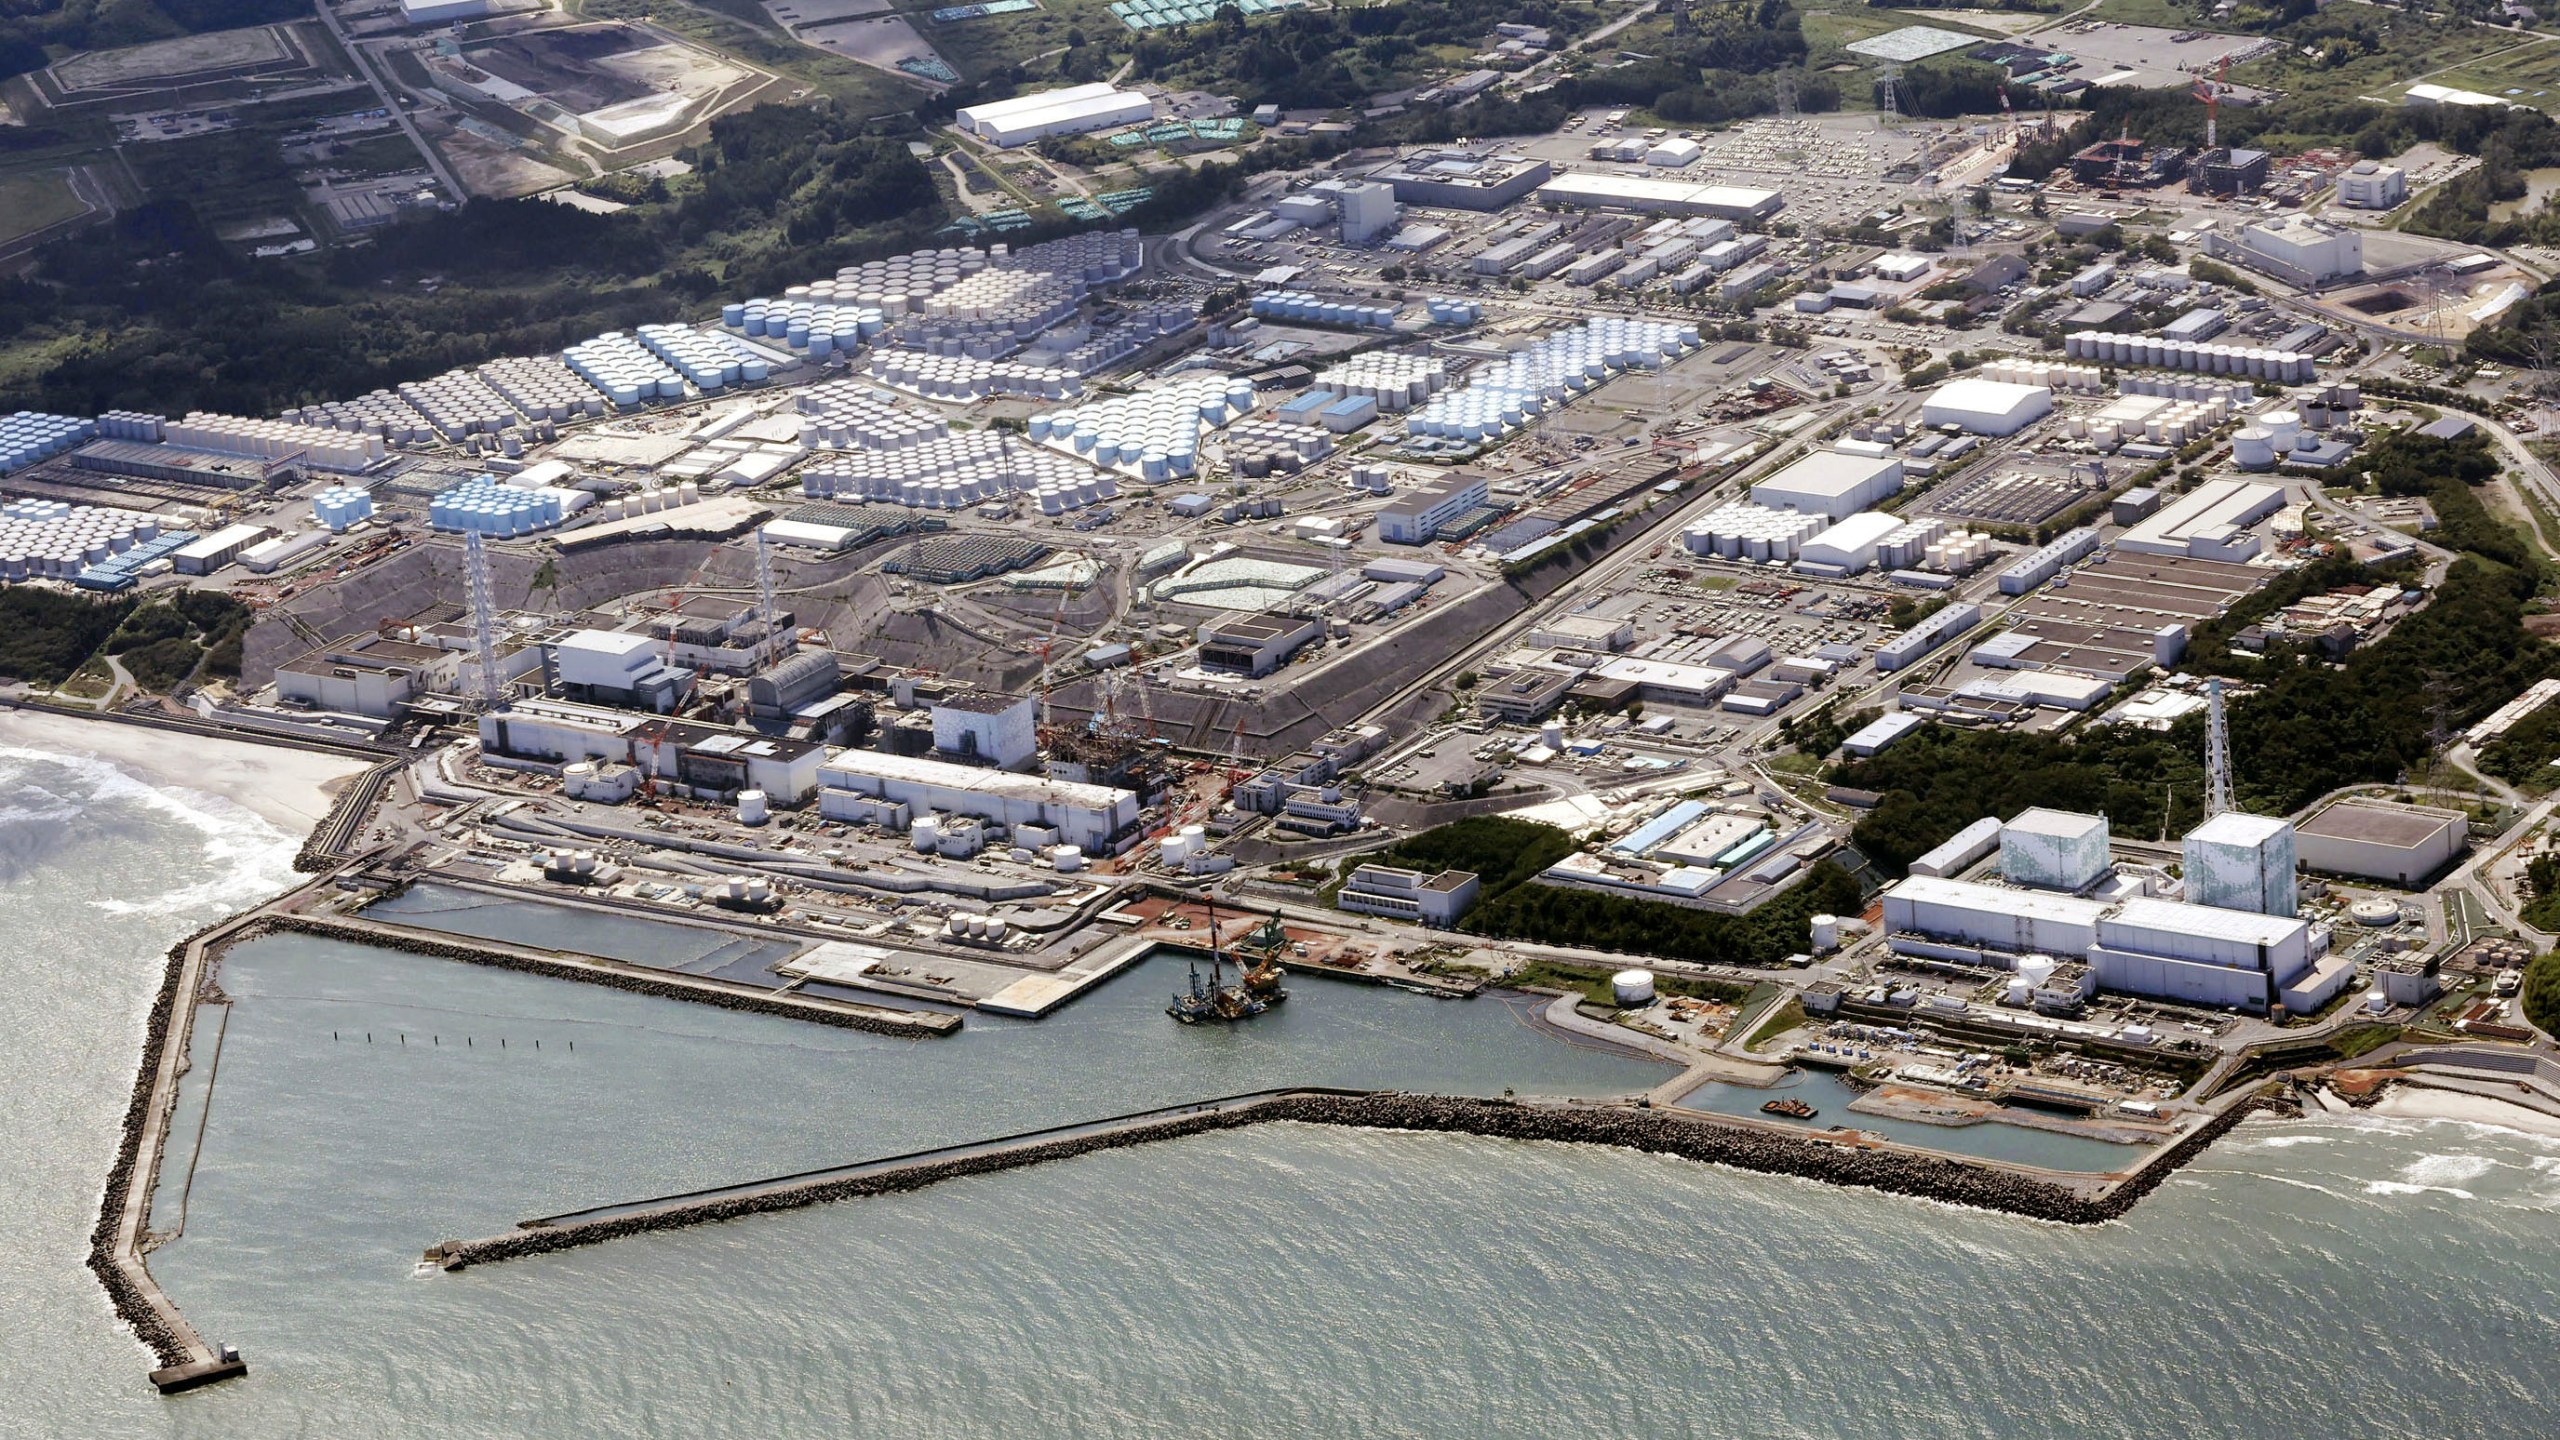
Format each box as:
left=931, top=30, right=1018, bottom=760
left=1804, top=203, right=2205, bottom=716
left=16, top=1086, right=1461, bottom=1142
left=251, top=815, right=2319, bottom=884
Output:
left=1774, top=70, right=1798, bottom=124
left=1878, top=67, right=1903, bottom=127
left=2203, top=677, right=2235, bottom=818
left=463, top=529, right=504, bottom=706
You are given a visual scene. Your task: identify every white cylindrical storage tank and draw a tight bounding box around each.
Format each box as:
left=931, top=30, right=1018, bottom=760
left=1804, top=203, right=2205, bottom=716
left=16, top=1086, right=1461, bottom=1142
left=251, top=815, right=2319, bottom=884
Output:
left=1053, top=845, right=1085, bottom=872
left=912, top=818, right=940, bottom=852
left=738, top=790, right=770, bottom=825
left=1810, top=914, right=1840, bottom=951
left=2233, top=427, right=2276, bottom=469
left=1611, top=969, right=1656, bottom=1006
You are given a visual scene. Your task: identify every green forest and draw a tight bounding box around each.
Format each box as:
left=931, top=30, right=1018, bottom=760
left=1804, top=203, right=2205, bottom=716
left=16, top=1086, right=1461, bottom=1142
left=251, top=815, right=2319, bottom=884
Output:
left=1358, top=815, right=1866, bottom=967
left=1835, top=429, right=2557, bottom=876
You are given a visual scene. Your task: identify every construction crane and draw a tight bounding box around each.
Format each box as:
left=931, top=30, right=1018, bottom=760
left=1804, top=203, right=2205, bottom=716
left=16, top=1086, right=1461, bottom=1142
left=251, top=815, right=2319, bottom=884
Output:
left=2195, top=55, right=2230, bottom=152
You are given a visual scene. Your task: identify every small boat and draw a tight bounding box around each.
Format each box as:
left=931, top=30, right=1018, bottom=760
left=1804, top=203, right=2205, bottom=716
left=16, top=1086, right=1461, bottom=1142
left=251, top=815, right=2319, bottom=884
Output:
left=1761, top=1097, right=1818, bottom=1119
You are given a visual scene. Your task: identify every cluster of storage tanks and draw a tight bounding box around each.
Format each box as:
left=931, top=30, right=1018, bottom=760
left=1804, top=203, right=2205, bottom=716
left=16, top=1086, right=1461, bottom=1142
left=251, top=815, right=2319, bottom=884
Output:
left=2061, top=332, right=2315, bottom=382
left=402, top=370, right=523, bottom=441
left=942, top=912, right=1014, bottom=945
left=1312, top=353, right=1448, bottom=412
left=1425, top=297, right=1482, bottom=326
left=428, top=474, right=594, bottom=536
left=97, top=411, right=165, bottom=442
left=723, top=296, right=888, bottom=358
left=865, top=349, right=1083, bottom=401
left=716, top=874, right=776, bottom=906
left=2116, top=375, right=2255, bottom=407
left=0, top=498, right=160, bottom=582
left=792, top=384, right=949, bottom=451
left=479, top=355, right=613, bottom=422
left=169, top=413, right=385, bottom=473
left=593, top=483, right=706, bottom=522
left=825, top=246, right=994, bottom=319
left=0, top=411, right=97, bottom=474
left=1683, top=502, right=1829, bottom=561
left=1406, top=317, right=1700, bottom=442
left=907, top=266, right=1082, bottom=347
left=1917, top=527, right=1992, bottom=572
left=802, top=431, right=1109, bottom=509
left=1158, top=824, right=1211, bottom=866
left=2068, top=396, right=2229, bottom=452
left=1977, top=360, right=2102, bottom=392
left=1250, top=289, right=1401, bottom=328
left=311, top=486, right=376, bottom=532
left=1224, top=417, right=1336, bottom=477
left=636, top=324, right=773, bottom=392
left=2231, top=408, right=2325, bottom=470
left=1029, top=375, right=1256, bottom=481
left=285, top=387, right=442, bottom=445
left=564, top=333, right=687, bottom=405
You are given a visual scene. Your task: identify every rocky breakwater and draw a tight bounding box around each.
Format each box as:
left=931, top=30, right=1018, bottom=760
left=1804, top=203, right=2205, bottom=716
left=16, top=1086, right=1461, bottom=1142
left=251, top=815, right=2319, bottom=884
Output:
left=257, top=914, right=959, bottom=1038
left=89, top=917, right=242, bottom=1370
left=432, top=1088, right=2274, bottom=1272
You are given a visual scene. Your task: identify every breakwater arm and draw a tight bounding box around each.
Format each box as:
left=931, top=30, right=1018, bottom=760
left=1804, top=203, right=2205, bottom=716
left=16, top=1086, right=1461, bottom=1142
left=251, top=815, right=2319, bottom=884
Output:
left=430, top=1089, right=2272, bottom=1272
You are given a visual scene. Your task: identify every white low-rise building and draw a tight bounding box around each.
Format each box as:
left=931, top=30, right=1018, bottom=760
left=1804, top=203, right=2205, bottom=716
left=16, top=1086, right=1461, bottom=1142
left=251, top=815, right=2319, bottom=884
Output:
left=2335, top=160, right=2408, bottom=209
left=816, top=747, right=1142, bottom=853
left=956, top=84, right=1154, bottom=148
left=1337, top=865, right=1480, bottom=926
left=1922, top=378, right=2053, bottom=437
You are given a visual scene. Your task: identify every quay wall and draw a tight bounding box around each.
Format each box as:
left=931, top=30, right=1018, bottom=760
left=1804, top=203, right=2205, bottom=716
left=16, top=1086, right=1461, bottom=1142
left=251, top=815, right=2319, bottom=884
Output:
left=254, top=915, right=958, bottom=1037
left=436, top=1090, right=2272, bottom=1271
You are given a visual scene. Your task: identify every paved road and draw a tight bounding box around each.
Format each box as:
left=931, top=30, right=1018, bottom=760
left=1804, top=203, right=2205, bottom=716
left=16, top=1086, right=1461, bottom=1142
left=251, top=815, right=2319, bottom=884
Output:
left=312, top=1, right=469, bottom=202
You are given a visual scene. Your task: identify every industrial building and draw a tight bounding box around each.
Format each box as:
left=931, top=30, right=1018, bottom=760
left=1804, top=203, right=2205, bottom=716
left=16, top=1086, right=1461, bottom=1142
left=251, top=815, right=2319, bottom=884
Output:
left=1921, top=379, right=2053, bottom=437
left=1881, top=873, right=2344, bottom=1012
left=1336, top=865, right=1481, bottom=926
left=1378, top=471, right=1489, bottom=543
left=2115, top=479, right=2284, bottom=562
left=2183, top=810, right=2298, bottom=917
left=476, top=701, right=824, bottom=804
left=1337, top=182, right=1401, bottom=245
left=1796, top=512, right=1903, bottom=575
left=2002, top=808, right=2113, bottom=893
left=1371, top=151, right=1553, bottom=210
left=1196, top=612, right=1322, bottom=677
left=171, top=523, right=269, bottom=577
left=2224, top=215, right=2363, bottom=285
left=1749, top=451, right=1904, bottom=520
left=1529, top=172, right=1784, bottom=220
left=932, top=691, right=1038, bottom=770
left=548, top=628, right=694, bottom=712
left=2295, top=800, right=2466, bottom=886
left=815, top=747, right=1141, bottom=853
left=398, top=0, right=490, bottom=24
left=275, top=634, right=533, bottom=718
left=2335, top=160, right=2408, bottom=209
left=955, top=84, right=1154, bottom=147
left=1910, top=816, right=2001, bottom=878
left=2187, top=146, right=2271, bottom=198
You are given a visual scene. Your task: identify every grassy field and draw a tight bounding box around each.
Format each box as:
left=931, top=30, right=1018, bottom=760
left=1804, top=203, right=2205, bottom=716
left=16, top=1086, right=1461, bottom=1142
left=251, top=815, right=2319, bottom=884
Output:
left=0, top=170, right=93, bottom=244
left=2424, top=36, right=2560, bottom=115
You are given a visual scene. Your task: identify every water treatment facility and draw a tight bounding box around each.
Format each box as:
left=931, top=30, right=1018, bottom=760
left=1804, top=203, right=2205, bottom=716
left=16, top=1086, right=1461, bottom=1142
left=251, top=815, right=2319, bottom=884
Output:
left=19, top=65, right=2560, bottom=1399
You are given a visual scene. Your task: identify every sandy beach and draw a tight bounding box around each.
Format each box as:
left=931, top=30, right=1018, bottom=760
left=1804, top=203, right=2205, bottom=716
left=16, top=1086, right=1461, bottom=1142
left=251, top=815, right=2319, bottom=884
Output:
left=0, top=708, right=370, bottom=837
left=2355, top=1082, right=2560, bottom=1140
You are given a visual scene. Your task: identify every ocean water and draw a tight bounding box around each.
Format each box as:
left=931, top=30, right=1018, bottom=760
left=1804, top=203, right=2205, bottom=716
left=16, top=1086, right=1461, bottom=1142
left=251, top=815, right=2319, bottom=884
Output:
left=7, top=737, right=2560, bottom=1439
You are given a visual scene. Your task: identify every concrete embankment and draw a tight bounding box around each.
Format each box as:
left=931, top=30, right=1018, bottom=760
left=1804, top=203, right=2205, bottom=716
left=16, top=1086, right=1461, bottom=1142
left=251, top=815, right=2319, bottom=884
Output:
left=256, top=914, right=960, bottom=1037
left=294, top=757, right=404, bottom=873
left=433, top=1088, right=2273, bottom=1271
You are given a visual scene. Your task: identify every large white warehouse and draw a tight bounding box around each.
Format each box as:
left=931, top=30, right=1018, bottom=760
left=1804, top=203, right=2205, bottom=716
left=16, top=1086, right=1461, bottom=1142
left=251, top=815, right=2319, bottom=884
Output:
left=1922, top=378, right=2053, bottom=436
left=1750, top=451, right=1904, bottom=520
left=957, top=84, right=1153, bottom=148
